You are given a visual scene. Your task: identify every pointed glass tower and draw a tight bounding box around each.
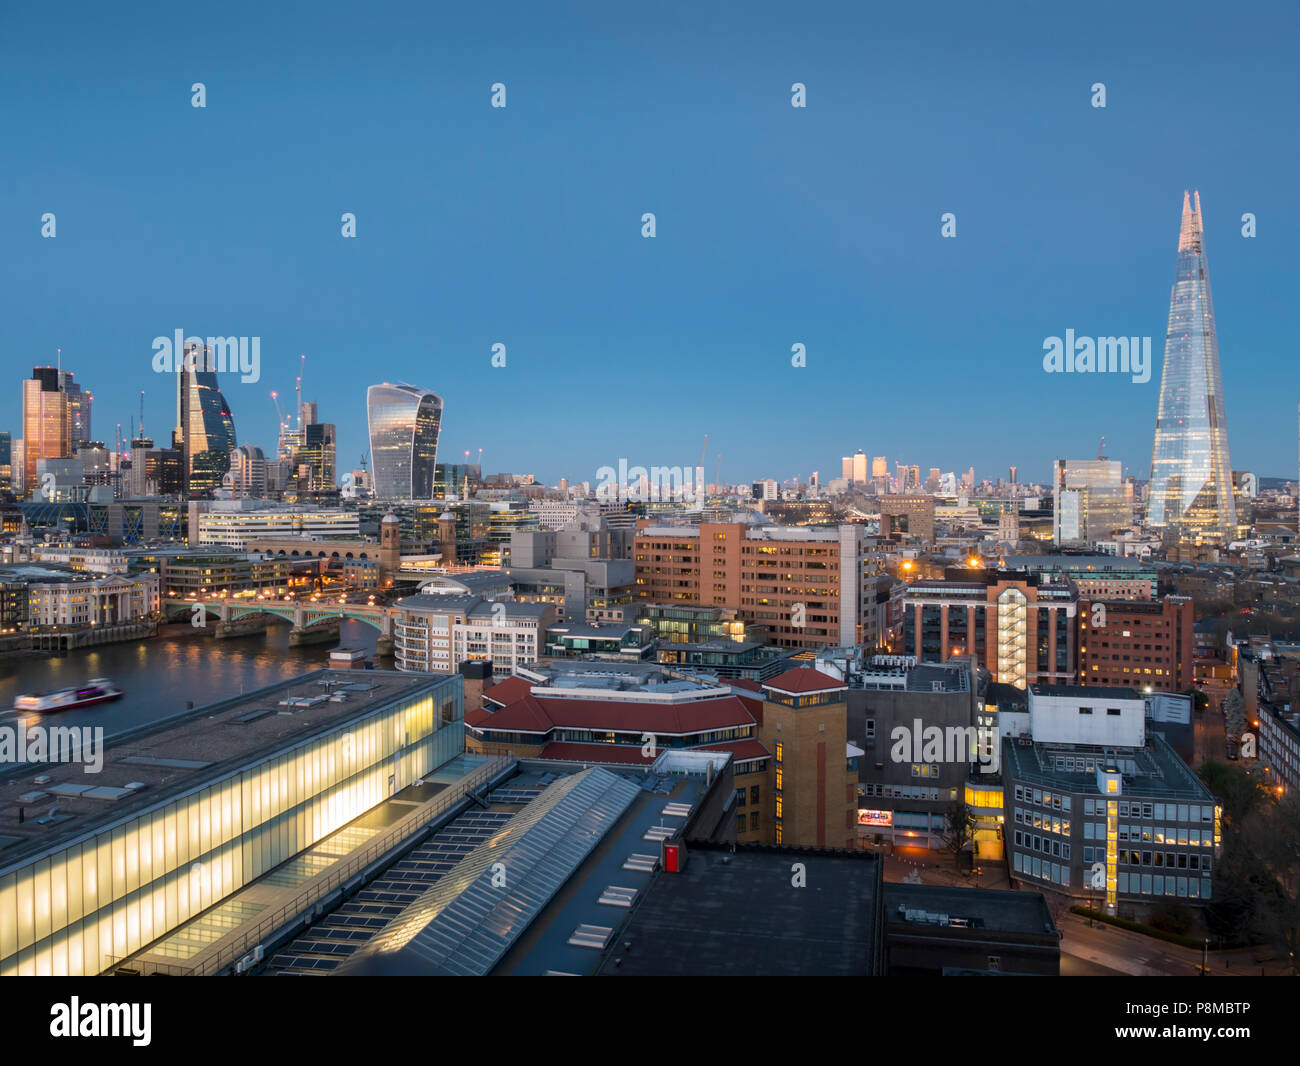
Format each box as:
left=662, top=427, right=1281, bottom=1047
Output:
left=1146, top=191, right=1237, bottom=543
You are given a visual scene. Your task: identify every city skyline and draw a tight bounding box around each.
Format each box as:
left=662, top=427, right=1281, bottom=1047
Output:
left=3, top=2, right=1298, bottom=487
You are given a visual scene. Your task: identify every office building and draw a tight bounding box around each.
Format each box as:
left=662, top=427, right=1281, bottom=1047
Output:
left=225, top=444, right=268, bottom=498
left=191, top=500, right=361, bottom=548
left=1004, top=554, right=1157, bottom=601
left=21, top=368, right=72, bottom=493
left=366, top=383, right=442, bottom=499
left=903, top=570, right=1078, bottom=687
left=1054, top=459, right=1133, bottom=546
left=633, top=521, right=878, bottom=651
left=848, top=658, right=992, bottom=851
left=297, top=421, right=337, bottom=493
left=1002, top=684, right=1222, bottom=917
left=173, top=343, right=237, bottom=496
left=25, top=572, right=160, bottom=628
left=1146, top=192, right=1237, bottom=543
left=879, top=495, right=936, bottom=544
left=1078, top=595, right=1195, bottom=692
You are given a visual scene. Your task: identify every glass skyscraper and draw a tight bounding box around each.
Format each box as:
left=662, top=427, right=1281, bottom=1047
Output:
left=1146, top=191, right=1237, bottom=543
left=174, top=343, right=238, bottom=496
left=366, top=383, right=442, bottom=499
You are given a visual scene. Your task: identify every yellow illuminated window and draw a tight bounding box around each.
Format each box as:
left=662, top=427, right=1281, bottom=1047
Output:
left=774, top=742, right=783, bottom=765
left=775, top=768, right=784, bottom=792
left=775, top=797, right=784, bottom=819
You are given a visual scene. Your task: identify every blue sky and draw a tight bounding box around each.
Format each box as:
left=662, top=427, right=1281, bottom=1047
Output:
left=3, top=0, right=1297, bottom=487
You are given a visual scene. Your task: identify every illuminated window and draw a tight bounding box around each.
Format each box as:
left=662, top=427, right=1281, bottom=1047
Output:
left=774, top=742, right=783, bottom=765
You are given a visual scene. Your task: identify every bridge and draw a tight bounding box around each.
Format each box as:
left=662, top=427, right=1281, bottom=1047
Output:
left=168, top=597, right=395, bottom=652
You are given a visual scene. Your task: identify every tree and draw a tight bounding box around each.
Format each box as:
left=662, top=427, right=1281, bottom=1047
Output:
left=941, top=801, right=973, bottom=869
left=1224, top=689, right=1246, bottom=738
left=1199, top=760, right=1265, bottom=826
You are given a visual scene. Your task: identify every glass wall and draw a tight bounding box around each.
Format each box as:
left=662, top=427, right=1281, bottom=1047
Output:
left=0, top=681, right=464, bottom=976
left=366, top=384, right=443, bottom=499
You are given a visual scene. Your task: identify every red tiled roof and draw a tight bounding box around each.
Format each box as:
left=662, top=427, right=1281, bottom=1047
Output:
left=470, top=693, right=756, bottom=737
left=482, top=675, right=533, bottom=707
left=465, top=695, right=554, bottom=734
left=763, top=666, right=847, bottom=694
left=698, top=738, right=771, bottom=761
left=729, top=678, right=763, bottom=692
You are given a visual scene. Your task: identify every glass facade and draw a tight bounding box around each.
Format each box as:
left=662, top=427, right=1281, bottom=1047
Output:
left=367, top=383, right=443, bottom=499
left=1146, top=191, right=1236, bottom=542
left=177, top=348, right=238, bottom=496
left=0, top=680, right=463, bottom=976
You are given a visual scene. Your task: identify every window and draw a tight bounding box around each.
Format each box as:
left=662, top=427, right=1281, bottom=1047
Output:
left=774, top=742, right=783, bottom=765
left=1079, top=706, right=1093, bottom=715
left=774, top=769, right=784, bottom=793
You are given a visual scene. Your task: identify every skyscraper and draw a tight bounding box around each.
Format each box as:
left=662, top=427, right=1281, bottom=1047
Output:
left=1146, top=191, right=1236, bottom=543
left=21, top=367, right=71, bottom=493
left=366, top=383, right=443, bottom=499
left=1053, top=459, right=1132, bottom=546
left=173, top=342, right=237, bottom=496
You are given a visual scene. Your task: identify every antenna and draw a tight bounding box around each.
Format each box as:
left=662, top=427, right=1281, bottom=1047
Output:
left=139, top=390, right=146, bottom=439
left=296, top=354, right=305, bottom=427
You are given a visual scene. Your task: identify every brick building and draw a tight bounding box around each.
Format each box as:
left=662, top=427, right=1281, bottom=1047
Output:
left=1078, top=595, right=1194, bottom=692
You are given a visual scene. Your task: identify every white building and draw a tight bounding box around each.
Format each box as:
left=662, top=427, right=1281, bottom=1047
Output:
left=27, top=573, right=160, bottom=628
left=190, top=499, right=360, bottom=548
left=31, top=547, right=129, bottom=575
left=1027, top=684, right=1146, bottom=748
left=392, top=593, right=556, bottom=677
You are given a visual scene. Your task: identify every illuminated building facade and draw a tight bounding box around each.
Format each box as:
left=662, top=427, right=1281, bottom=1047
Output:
left=903, top=572, right=1077, bottom=688
left=1078, top=595, right=1195, bottom=692
left=0, top=669, right=465, bottom=975
left=633, top=521, right=876, bottom=651
left=366, top=383, right=442, bottom=500
left=1053, top=459, right=1132, bottom=546
left=21, top=368, right=71, bottom=494
left=1146, top=192, right=1237, bottom=543
left=174, top=344, right=238, bottom=496
left=1001, top=685, right=1221, bottom=917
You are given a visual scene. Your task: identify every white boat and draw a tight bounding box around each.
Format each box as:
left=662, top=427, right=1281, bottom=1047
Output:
left=13, top=678, right=123, bottom=713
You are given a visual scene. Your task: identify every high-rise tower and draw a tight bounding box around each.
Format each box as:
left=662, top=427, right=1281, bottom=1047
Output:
left=1146, top=191, right=1236, bottom=543
left=174, top=342, right=237, bottom=496
left=366, top=383, right=442, bottom=499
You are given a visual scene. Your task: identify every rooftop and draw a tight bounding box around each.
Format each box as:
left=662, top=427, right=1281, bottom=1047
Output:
left=0, top=669, right=456, bottom=872
left=595, top=844, right=882, bottom=976
left=884, top=882, right=1058, bottom=937
left=763, top=666, right=847, bottom=695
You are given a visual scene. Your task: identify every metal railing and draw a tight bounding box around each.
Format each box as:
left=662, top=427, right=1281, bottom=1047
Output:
left=110, top=755, right=511, bottom=977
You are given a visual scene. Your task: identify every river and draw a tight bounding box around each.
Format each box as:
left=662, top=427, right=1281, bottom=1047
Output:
left=0, top=621, right=386, bottom=740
